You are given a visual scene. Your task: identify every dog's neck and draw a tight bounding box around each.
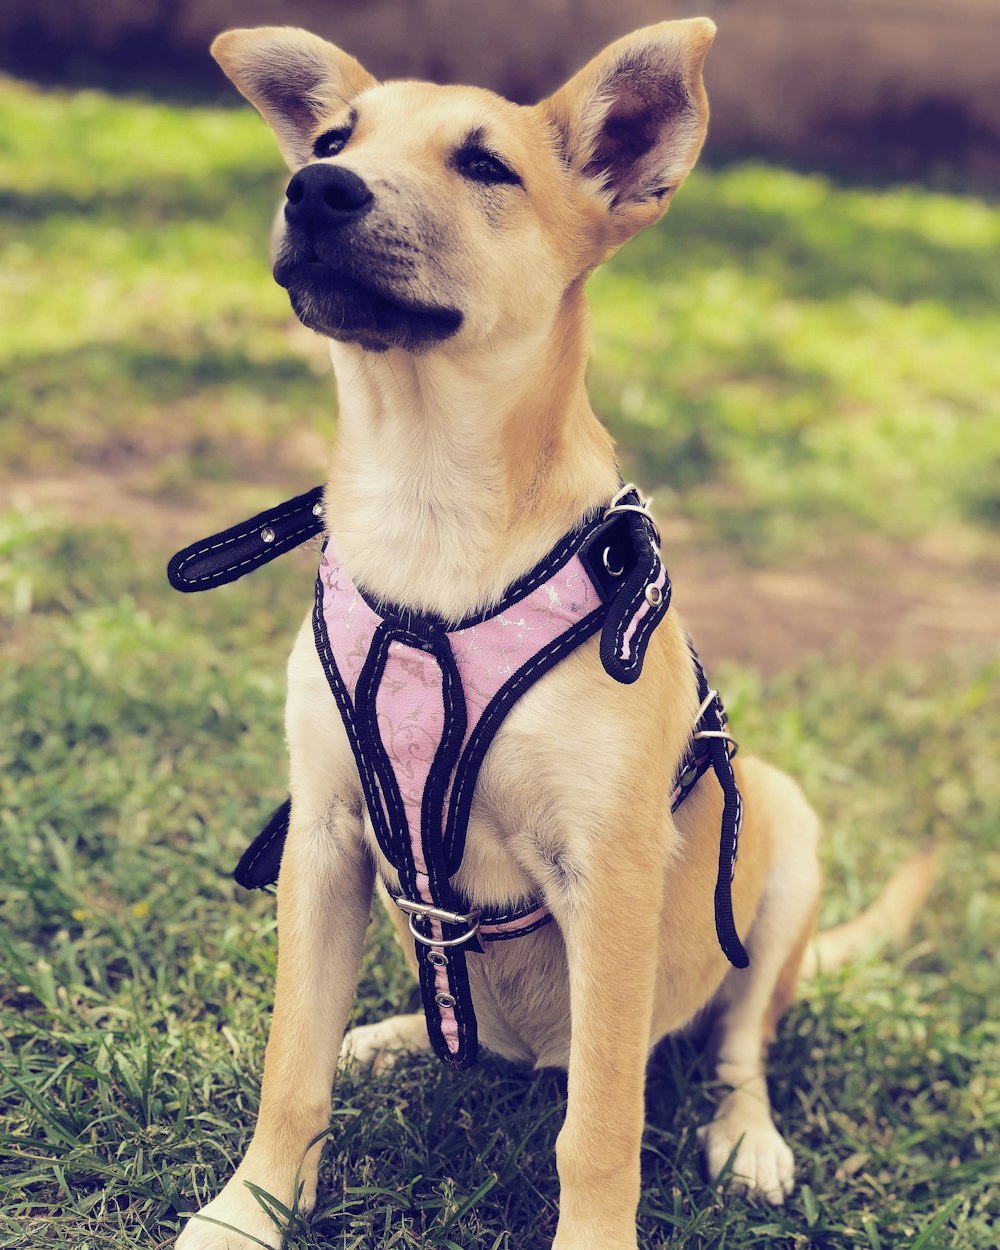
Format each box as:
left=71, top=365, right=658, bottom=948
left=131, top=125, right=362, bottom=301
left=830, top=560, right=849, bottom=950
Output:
left=323, top=286, right=618, bottom=620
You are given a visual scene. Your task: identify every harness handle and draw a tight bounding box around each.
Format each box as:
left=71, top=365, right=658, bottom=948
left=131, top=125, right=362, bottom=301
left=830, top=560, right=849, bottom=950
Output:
left=168, top=485, right=326, bottom=592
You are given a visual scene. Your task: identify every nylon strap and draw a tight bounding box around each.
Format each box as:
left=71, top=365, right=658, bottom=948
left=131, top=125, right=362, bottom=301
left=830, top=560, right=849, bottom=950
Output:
left=167, top=486, right=325, bottom=592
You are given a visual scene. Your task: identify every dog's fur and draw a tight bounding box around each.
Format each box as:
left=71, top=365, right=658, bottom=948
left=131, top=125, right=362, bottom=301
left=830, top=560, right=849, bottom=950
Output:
left=176, top=23, right=935, bottom=1250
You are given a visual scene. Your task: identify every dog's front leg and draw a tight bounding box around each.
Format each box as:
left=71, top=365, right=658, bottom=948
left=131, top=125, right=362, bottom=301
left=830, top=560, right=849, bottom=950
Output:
left=546, top=830, right=665, bottom=1250
left=177, top=793, right=372, bottom=1250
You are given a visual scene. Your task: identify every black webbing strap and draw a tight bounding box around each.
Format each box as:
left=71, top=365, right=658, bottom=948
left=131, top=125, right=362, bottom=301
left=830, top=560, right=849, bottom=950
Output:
left=580, top=488, right=671, bottom=685
left=689, top=648, right=749, bottom=969
left=167, top=485, right=325, bottom=592
left=234, top=798, right=290, bottom=890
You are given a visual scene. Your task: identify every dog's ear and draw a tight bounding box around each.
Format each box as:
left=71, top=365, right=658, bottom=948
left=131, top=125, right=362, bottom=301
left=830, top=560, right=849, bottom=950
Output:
left=541, top=19, right=715, bottom=248
left=211, top=27, right=377, bottom=169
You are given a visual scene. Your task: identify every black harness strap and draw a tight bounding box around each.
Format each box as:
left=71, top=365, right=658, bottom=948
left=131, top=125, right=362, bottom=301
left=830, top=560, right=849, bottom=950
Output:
left=234, top=797, right=291, bottom=890
left=167, top=486, right=326, bottom=592
left=689, top=648, right=749, bottom=969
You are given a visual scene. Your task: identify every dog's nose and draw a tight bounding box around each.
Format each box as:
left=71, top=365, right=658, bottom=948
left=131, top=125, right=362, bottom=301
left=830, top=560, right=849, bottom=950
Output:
left=284, top=164, right=374, bottom=231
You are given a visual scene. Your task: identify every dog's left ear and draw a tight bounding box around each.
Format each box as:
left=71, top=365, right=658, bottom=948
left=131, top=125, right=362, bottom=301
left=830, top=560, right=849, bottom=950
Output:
left=211, top=26, right=378, bottom=169
left=542, top=18, right=715, bottom=249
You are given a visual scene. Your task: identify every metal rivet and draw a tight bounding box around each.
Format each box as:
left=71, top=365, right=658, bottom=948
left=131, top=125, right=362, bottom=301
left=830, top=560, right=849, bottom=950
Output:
left=435, top=992, right=456, bottom=1008
left=602, top=545, right=625, bottom=577
left=260, top=526, right=276, bottom=544
left=645, top=583, right=662, bottom=606
left=427, top=951, right=448, bottom=968
left=312, top=501, right=324, bottom=517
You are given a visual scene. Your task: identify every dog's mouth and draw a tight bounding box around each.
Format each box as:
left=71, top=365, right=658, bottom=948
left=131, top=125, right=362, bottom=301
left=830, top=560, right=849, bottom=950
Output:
left=273, top=254, right=463, bottom=353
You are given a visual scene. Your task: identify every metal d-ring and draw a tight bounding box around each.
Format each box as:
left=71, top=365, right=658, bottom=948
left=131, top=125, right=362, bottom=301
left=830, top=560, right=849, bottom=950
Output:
left=396, top=897, right=481, bottom=948
left=407, top=913, right=480, bottom=947
left=603, top=484, right=661, bottom=547
left=692, top=728, right=740, bottom=759
left=602, top=545, right=625, bottom=577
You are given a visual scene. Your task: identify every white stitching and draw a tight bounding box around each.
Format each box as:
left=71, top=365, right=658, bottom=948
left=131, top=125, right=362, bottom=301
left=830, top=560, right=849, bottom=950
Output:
left=181, top=520, right=319, bottom=582
left=175, top=500, right=320, bottom=575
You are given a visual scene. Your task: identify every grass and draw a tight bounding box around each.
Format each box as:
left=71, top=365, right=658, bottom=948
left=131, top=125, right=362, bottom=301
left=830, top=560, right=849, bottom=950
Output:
left=1, top=77, right=998, bottom=1250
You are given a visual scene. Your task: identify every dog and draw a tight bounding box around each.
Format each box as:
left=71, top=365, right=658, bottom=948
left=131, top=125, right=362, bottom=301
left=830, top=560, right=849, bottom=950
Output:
left=174, top=21, right=935, bottom=1250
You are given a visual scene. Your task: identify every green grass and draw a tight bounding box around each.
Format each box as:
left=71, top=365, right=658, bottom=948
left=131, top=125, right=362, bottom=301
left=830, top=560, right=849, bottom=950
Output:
left=1, top=78, right=998, bottom=1250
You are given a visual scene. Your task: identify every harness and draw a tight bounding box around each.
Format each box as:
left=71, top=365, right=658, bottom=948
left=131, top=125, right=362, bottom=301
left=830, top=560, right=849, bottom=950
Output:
left=169, top=483, right=749, bottom=1070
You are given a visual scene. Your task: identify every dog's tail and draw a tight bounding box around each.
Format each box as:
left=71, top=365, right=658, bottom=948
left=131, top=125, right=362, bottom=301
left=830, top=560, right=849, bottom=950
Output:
left=800, top=845, right=939, bottom=980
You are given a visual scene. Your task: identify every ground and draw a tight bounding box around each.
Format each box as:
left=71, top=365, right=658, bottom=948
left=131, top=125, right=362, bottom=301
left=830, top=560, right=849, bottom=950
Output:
left=0, top=77, right=998, bottom=1250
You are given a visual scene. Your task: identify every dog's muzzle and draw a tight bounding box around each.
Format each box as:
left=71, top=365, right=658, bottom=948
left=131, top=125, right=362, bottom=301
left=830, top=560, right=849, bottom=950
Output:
left=272, top=163, right=462, bottom=351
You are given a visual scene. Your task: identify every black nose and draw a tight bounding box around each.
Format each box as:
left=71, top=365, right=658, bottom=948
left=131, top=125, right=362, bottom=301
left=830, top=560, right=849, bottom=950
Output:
left=284, top=164, right=373, bottom=231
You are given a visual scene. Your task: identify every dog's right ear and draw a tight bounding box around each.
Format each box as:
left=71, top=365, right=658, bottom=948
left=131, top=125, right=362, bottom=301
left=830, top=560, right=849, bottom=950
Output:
left=211, top=27, right=377, bottom=169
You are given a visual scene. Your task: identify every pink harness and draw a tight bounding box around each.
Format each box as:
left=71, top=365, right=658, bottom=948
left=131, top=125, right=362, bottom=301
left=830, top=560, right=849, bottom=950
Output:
left=170, top=483, right=748, bottom=1070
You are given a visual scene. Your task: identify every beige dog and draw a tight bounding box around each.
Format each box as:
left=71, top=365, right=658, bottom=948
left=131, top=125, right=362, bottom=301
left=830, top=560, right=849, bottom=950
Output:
left=175, top=21, right=934, bottom=1250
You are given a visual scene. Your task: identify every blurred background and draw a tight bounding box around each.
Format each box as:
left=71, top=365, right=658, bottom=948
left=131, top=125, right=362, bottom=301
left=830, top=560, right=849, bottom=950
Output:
left=3, top=0, right=1000, bottom=187
left=2, top=4, right=998, bottom=1249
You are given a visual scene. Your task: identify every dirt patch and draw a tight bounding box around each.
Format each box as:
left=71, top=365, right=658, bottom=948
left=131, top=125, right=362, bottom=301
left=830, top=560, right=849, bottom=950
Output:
left=666, top=539, right=998, bottom=675
left=4, top=470, right=997, bottom=676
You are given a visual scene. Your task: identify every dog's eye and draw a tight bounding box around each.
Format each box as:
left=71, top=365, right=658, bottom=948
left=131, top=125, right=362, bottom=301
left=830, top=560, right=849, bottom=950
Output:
left=313, top=129, right=352, bottom=159
left=455, top=147, right=522, bottom=187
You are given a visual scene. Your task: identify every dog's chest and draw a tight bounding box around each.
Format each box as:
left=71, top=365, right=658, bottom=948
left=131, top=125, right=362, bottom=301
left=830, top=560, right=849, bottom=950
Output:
left=359, top=688, right=591, bottom=909
left=359, top=640, right=654, bottom=892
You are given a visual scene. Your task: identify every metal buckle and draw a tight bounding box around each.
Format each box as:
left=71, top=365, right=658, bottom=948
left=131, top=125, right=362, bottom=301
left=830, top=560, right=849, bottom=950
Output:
left=694, top=687, right=721, bottom=723
left=603, top=483, right=661, bottom=547
left=395, top=898, right=481, bottom=948
left=692, top=688, right=739, bottom=759
left=693, top=728, right=739, bottom=759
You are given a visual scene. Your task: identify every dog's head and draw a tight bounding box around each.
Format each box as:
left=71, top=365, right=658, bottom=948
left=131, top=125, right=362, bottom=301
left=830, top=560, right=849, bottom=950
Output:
left=212, top=21, right=714, bottom=354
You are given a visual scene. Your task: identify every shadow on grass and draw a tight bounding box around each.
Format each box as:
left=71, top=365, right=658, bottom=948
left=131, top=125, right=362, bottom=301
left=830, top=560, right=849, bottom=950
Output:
left=313, top=1057, right=565, bottom=1249
left=0, top=166, right=280, bottom=226
left=1, top=339, right=328, bottom=412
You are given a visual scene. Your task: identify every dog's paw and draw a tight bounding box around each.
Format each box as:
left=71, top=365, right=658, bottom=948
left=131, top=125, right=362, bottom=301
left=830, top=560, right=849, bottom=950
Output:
left=697, top=1118, right=795, bottom=1205
left=175, top=1179, right=297, bottom=1250
left=340, top=1014, right=429, bottom=1074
